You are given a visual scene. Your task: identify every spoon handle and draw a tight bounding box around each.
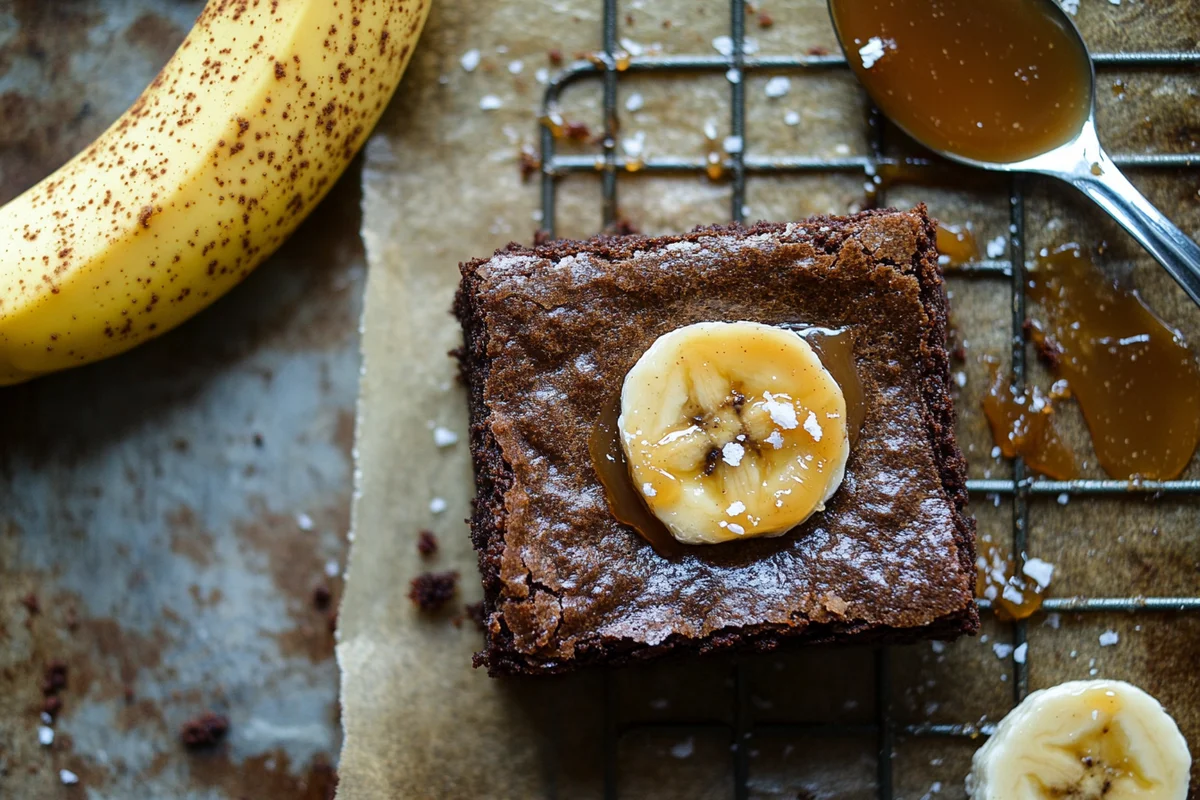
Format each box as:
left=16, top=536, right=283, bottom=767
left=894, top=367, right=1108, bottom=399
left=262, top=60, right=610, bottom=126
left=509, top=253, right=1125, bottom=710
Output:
left=1062, top=151, right=1200, bottom=306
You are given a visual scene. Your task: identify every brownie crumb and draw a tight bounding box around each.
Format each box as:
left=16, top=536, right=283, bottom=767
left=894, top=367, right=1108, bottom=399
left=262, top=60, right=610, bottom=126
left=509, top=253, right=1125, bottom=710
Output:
left=547, top=48, right=563, bottom=66
left=417, top=530, right=439, bottom=557
left=563, top=121, right=591, bottom=141
left=1025, top=320, right=1064, bottom=369
left=465, top=601, right=487, bottom=632
left=518, top=144, right=540, bottom=182
left=42, top=696, right=63, bottom=718
left=408, top=571, right=459, bottom=612
left=42, top=661, right=68, bottom=695
left=608, top=216, right=641, bottom=236
left=757, top=12, right=774, bottom=27
left=19, top=592, right=39, bottom=614
left=312, top=584, right=333, bottom=611
left=180, top=712, right=229, bottom=749
left=532, top=229, right=553, bottom=247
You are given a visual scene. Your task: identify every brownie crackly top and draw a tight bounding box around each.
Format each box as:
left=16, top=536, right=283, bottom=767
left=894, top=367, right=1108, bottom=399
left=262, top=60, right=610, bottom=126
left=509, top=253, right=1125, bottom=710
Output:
left=457, top=207, right=977, bottom=672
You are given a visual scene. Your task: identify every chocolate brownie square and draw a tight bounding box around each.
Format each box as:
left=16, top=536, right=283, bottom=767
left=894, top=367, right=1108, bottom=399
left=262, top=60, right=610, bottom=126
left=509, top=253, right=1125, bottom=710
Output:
left=455, top=206, right=977, bottom=676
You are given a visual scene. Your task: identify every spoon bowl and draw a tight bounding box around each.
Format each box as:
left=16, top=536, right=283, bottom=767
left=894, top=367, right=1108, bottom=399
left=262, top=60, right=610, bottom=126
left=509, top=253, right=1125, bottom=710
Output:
left=829, top=0, right=1200, bottom=305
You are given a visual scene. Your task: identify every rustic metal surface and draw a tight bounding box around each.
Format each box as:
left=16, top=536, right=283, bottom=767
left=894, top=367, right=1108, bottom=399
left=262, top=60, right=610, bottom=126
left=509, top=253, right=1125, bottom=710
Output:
left=0, top=2, right=361, bottom=797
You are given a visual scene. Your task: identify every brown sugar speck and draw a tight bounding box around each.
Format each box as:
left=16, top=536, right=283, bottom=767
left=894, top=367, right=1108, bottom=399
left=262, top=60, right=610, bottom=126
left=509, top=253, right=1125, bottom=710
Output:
left=417, top=530, right=438, bottom=557
left=180, top=711, right=229, bottom=749
left=758, top=12, right=774, bottom=28
left=548, top=49, right=563, bottom=66
left=408, top=571, right=458, bottom=612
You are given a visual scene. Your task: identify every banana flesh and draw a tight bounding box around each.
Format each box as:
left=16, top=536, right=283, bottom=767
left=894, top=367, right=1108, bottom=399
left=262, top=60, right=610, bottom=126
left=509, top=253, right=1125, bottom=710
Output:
left=0, top=0, right=429, bottom=385
left=968, top=679, right=1191, bottom=800
left=619, top=321, right=849, bottom=545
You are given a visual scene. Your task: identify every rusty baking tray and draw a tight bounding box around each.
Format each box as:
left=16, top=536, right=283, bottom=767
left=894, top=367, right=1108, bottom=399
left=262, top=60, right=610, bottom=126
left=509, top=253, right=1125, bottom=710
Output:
left=536, top=0, right=1200, bottom=796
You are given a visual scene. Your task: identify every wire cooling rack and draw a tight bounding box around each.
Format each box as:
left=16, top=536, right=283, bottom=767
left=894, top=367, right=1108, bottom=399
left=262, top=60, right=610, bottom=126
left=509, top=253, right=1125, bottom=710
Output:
left=538, top=1, right=1200, bottom=796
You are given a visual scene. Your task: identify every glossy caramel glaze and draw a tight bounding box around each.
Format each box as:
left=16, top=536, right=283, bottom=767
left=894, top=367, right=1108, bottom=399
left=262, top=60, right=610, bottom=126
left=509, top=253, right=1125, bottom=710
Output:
left=936, top=224, right=979, bottom=267
left=975, top=537, right=1045, bottom=621
left=1027, top=246, right=1200, bottom=480
left=982, top=366, right=1078, bottom=480
left=830, top=0, right=1093, bottom=163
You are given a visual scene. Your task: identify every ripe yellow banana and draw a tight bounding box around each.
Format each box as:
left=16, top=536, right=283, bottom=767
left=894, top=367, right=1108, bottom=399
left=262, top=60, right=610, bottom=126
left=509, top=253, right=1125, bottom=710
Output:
left=0, top=0, right=430, bottom=385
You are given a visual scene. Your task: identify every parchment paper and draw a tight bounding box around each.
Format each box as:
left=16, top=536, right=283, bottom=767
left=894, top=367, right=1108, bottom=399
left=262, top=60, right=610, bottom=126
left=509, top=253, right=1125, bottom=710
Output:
left=338, top=0, right=1200, bottom=796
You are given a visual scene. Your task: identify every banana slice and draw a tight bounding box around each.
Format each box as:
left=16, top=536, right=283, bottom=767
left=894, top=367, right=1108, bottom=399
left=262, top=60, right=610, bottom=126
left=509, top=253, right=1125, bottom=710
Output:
left=967, top=679, right=1191, bottom=799
left=619, top=321, right=849, bottom=545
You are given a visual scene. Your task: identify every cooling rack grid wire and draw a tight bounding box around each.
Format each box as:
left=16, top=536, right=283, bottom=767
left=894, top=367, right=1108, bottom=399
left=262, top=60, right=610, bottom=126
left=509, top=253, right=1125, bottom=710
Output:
left=537, top=1, right=1200, bottom=796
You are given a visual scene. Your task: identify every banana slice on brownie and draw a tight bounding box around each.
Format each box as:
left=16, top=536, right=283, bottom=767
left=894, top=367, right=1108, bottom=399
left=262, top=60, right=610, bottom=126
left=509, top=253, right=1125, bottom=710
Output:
left=618, top=321, right=849, bottom=545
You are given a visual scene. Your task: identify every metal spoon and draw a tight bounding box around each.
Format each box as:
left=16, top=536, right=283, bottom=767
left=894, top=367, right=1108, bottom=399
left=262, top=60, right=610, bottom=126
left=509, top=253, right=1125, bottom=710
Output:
left=830, top=0, right=1200, bottom=306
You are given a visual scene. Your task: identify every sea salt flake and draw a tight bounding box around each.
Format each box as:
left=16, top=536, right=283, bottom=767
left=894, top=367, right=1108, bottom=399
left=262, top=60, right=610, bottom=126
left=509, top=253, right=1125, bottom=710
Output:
left=60, top=770, right=79, bottom=786
left=1057, top=493, right=1070, bottom=505
left=625, top=92, right=645, bottom=112
left=764, top=76, right=791, bottom=98
left=479, top=95, right=503, bottom=111
left=931, top=640, right=946, bottom=654
left=432, top=426, right=458, bottom=447
left=762, top=392, right=799, bottom=429
left=41, top=712, right=53, bottom=725
left=726, top=501, right=746, bottom=516
left=1099, top=629, right=1120, bottom=646
left=727, top=523, right=746, bottom=535
left=992, top=642, right=1014, bottom=659
left=38, top=726, right=54, bottom=746
left=784, top=110, right=801, bottom=126
left=642, top=482, right=657, bottom=497
left=535, top=67, right=549, bottom=84
left=461, top=49, right=481, bottom=72
left=1002, top=583, right=1025, bottom=605
left=671, top=737, right=695, bottom=759
left=986, top=235, right=1007, bottom=258
left=990, top=445, right=1002, bottom=458
left=619, top=37, right=644, bottom=57
left=803, top=411, right=823, bottom=442
left=726, top=68, right=741, bottom=84
left=723, top=135, right=743, bottom=154
left=722, top=441, right=746, bottom=467
left=765, top=430, right=784, bottom=449
left=429, top=497, right=448, bottom=514
left=622, top=131, right=646, bottom=157
left=859, top=36, right=888, bottom=69
left=1022, top=557, right=1055, bottom=588
left=1045, top=613, right=1062, bottom=629
left=1013, top=643, right=1028, bottom=664
left=296, top=513, right=314, bottom=531
left=508, top=60, right=524, bottom=74
left=324, top=559, right=339, bottom=578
